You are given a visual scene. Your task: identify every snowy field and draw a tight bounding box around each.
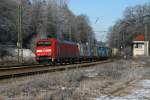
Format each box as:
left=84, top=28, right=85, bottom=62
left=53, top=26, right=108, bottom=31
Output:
left=95, top=79, right=150, bottom=100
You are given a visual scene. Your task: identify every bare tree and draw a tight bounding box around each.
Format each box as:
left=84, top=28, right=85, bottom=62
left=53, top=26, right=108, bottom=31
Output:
left=0, top=0, right=96, bottom=50
left=108, top=3, right=150, bottom=48
left=0, top=0, right=18, bottom=44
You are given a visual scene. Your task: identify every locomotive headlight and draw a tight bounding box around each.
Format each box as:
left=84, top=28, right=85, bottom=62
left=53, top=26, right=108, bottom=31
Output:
left=36, top=50, right=42, bottom=53
left=45, top=49, right=51, bottom=52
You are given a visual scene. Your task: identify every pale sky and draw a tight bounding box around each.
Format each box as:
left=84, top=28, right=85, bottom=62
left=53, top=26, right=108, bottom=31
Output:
left=68, top=0, right=150, bottom=41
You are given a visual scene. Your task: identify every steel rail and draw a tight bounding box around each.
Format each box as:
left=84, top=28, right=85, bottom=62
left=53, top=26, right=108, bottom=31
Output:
left=0, top=60, right=112, bottom=78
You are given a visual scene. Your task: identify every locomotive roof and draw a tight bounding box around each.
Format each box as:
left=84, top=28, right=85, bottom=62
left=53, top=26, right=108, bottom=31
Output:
left=60, top=40, right=77, bottom=45
left=37, top=38, right=53, bottom=41
left=37, top=38, right=77, bottom=45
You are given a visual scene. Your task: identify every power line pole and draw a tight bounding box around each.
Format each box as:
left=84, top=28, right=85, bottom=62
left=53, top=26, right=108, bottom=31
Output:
left=144, top=21, right=148, bottom=41
left=17, top=5, right=20, bottom=64
left=20, top=4, right=23, bottom=64
left=143, top=15, right=150, bottom=56
left=17, top=3, right=23, bottom=64
left=69, top=23, right=71, bottom=41
left=144, top=15, right=150, bottom=41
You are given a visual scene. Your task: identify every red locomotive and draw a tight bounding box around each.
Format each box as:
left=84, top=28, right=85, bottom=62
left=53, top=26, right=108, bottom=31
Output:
left=35, top=34, right=80, bottom=64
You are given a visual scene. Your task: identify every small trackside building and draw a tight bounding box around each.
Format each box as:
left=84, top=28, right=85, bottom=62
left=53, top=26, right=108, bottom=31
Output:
left=133, top=34, right=149, bottom=56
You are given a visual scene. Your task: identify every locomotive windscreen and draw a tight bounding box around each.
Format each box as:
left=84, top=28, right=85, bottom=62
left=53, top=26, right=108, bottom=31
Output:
left=37, top=41, right=51, bottom=46
left=47, top=33, right=57, bottom=38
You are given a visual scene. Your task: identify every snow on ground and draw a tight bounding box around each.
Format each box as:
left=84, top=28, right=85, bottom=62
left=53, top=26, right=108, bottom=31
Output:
left=13, top=49, right=35, bottom=63
left=84, top=69, right=99, bottom=78
left=0, top=48, right=36, bottom=64
left=95, top=79, right=150, bottom=100
left=13, top=49, right=35, bottom=58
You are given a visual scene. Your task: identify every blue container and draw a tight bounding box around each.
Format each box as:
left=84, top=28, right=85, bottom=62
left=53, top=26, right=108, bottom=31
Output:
left=78, top=43, right=92, bottom=58
left=97, top=47, right=111, bottom=58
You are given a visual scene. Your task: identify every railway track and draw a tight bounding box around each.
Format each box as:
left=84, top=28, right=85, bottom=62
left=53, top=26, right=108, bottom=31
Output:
left=0, top=60, right=112, bottom=79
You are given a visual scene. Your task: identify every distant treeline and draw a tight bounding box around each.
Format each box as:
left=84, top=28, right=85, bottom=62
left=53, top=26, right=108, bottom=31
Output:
left=0, top=0, right=96, bottom=50
left=108, top=2, right=150, bottom=49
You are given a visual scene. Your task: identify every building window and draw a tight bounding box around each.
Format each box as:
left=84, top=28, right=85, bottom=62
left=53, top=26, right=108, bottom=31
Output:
left=134, top=43, right=144, bottom=48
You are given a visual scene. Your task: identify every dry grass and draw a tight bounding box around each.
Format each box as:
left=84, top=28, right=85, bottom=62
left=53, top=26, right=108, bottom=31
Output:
left=0, top=70, right=84, bottom=100
left=0, top=58, right=150, bottom=99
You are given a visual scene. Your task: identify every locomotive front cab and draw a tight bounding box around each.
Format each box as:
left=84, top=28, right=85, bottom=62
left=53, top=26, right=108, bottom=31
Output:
left=36, top=38, right=57, bottom=63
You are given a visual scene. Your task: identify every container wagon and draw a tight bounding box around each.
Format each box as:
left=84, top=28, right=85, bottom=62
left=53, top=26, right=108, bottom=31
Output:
left=97, top=47, right=112, bottom=59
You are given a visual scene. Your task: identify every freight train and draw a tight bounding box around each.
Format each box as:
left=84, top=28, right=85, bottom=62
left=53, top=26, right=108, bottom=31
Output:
left=35, top=35, right=117, bottom=64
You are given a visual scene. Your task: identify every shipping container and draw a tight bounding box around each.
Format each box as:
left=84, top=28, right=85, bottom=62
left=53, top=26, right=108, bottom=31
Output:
left=78, top=43, right=92, bottom=60
left=97, top=47, right=111, bottom=59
